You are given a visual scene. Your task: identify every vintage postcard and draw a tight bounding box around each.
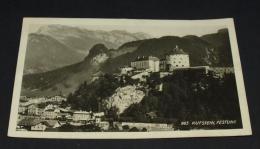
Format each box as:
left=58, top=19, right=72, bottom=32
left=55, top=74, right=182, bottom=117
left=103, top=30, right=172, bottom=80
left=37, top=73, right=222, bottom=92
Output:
left=8, top=18, right=251, bottom=139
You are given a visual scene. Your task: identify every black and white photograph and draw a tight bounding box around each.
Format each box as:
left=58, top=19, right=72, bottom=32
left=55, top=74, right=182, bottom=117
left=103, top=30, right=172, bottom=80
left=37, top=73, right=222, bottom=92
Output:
left=8, top=18, right=251, bottom=138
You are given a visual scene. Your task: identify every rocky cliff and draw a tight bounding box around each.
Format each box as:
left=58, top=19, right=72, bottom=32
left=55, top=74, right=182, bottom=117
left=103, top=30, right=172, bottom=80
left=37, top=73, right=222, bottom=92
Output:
left=103, top=85, right=145, bottom=114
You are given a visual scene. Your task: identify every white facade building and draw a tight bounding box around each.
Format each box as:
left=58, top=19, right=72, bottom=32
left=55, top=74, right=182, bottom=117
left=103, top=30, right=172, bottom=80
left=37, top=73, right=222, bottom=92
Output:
left=72, top=111, right=91, bottom=121
left=131, top=56, right=160, bottom=72
left=31, top=122, right=47, bottom=131
left=160, top=45, right=190, bottom=71
left=49, top=95, right=66, bottom=102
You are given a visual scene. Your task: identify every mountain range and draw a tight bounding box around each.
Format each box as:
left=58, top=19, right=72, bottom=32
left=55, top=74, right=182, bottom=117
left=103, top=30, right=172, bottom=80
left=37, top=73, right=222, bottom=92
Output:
left=24, top=25, right=151, bottom=74
left=21, top=28, right=233, bottom=97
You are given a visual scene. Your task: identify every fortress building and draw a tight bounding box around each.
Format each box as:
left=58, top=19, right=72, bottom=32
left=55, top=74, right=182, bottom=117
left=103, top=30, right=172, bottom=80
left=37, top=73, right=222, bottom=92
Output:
left=160, top=45, right=190, bottom=71
left=131, top=56, right=160, bottom=72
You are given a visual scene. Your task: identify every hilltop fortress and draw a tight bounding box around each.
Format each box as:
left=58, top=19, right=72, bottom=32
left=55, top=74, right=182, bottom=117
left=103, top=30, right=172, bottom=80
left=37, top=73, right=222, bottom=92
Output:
left=120, top=45, right=233, bottom=80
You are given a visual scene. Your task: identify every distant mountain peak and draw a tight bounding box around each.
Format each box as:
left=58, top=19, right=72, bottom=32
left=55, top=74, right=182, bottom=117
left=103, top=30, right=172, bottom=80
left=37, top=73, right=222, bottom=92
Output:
left=22, top=28, right=232, bottom=96
left=85, top=44, right=109, bottom=60
left=25, top=25, right=151, bottom=74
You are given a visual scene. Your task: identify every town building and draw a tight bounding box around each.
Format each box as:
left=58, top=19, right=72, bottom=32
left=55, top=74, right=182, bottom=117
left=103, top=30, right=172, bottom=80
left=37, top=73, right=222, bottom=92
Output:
left=17, top=118, right=43, bottom=131
left=93, top=112, right=105, bottom=118
left=31, top=122, right=48, bottom=131
left=131, top=56, right=160, bottom=72
left=160, top=45, right=190, bottom=71
left=72, top=111, right=91, bottom=121
left=93, top=112, right=105, bottom=123
left=97, top=121, right=110, bottom=130
left=18, top=119, right=61, bottom=131
left=49, top=95, right=66, bottom=102
left=43, top=109, right=58, bottom=119
left=27, top=104, right=43, bottom=116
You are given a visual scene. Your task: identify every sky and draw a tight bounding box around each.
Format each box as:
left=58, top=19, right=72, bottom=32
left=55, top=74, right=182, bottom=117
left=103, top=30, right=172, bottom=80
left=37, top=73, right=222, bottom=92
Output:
left=28, top=23, right=227, bottom=38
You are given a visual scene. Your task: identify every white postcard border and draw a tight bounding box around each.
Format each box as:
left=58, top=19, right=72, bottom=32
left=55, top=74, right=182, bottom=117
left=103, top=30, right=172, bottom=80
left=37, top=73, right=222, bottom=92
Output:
left=8, top=18, right=252, bottom=139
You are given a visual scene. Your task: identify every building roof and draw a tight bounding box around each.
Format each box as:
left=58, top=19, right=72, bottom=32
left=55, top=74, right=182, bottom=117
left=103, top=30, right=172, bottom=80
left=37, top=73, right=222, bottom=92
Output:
left=18, top=118, right=43, bottom=126
left=45, top=109, right=55, bottom=112
left=18, top=118, right=60, bottom=127
left=167, top=45, right=187, bottom=55
left=134, top=56, right=159, bottom=62
left=43, top=120, right=60, bottom=127
left=73, top=111, right=90, bottom=114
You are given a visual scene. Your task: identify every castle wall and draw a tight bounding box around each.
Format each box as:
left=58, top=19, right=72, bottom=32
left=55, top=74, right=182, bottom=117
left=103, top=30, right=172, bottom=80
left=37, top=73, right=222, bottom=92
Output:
left=166, top=54, right=190, bottom=71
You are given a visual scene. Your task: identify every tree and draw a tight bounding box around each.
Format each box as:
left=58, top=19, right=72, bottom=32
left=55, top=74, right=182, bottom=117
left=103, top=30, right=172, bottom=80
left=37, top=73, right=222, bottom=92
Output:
left=107, top=106, right=119, bottom=121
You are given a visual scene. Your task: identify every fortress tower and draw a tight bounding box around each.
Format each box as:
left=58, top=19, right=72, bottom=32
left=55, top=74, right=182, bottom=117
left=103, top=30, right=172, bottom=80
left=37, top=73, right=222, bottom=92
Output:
left=160, top=45, right=190, bottom=71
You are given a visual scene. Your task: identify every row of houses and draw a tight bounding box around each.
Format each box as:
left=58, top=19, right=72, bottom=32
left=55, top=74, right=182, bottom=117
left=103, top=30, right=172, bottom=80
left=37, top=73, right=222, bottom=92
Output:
left=20, top=95, right=67, bottom=106
left=19, top=103, right=106, bottom=121
left=17, top=119, right=61, bottom=131
left=17, top=104, right=108, bottom=131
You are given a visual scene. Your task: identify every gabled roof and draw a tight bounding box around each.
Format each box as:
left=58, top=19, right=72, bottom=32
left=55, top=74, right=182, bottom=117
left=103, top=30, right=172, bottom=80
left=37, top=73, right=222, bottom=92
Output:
left=134, top=56, right=159, bottom=62
left=43, top=120, right=60, bottom=127
left=18, top=118, right=60, bottom=127
left=73, top=111, right=90, bottom=114
left=18, top=118, right=43, bottom=126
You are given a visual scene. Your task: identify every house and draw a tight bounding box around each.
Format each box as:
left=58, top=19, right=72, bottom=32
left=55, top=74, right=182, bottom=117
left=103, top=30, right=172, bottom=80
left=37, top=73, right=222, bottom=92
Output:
left=18, top=118, right=61, bottom=131
left=27, top=104, right=43, bottom=116
left=92, top=112, right=105, bottom=123
left=93, top=112, right=105, bottom=118
left=95, top=117, right=102, bottom=123
left=49, top=95, right=66, bottom=102
left=57, top=109, right=72, bottom=120
left=30, top=120, right=61, bottom=131
left=131, top=56, right=160, bottom=72
left=43, top=109, right=58, bottom=119
left=72, top=111, right=91, bottom=121
left=17, top=118, right=43, bottom=131
left=44, top=104, right=56, bottom=111
left=160, top=45, right=190, bottom=71
left=97, top=121, right=110, bottom=130
left=31, top=122, right=48, bottom=131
